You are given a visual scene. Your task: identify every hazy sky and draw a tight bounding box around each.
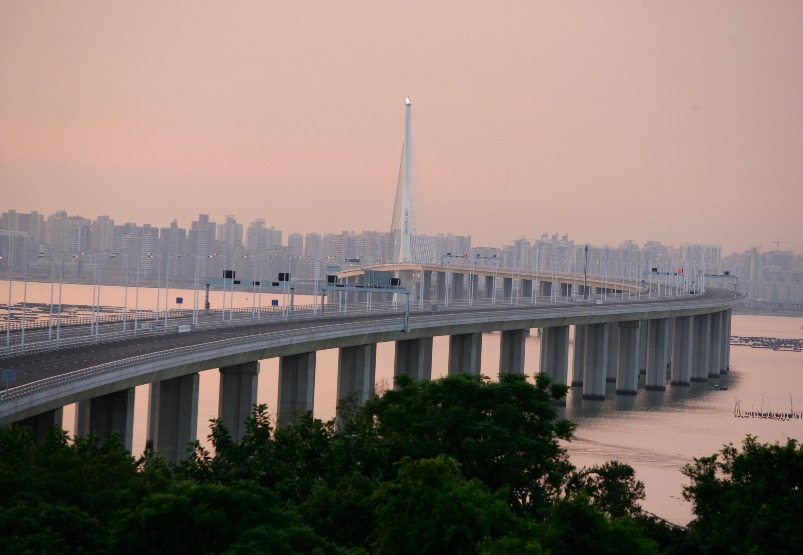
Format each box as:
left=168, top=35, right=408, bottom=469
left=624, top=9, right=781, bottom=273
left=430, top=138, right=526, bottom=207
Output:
left=2, top=1, right=802, bottom=255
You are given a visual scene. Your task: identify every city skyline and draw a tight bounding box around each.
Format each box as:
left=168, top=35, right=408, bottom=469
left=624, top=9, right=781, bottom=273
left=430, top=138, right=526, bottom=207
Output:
left=2, top=2, right=802, bottom=255
left=0, top=205, right=758, bottom=257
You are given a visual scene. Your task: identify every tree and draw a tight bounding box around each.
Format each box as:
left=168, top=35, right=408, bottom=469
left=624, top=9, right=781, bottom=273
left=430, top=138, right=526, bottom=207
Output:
left=682, top=435, right=803, bottom=554
left=538, top=494, right=659, bottom=555
left=364, top=372, right=576, bottom=516
left=372, top=455, right=530, bottom=555
left=564, top=460, right=646, bottom=518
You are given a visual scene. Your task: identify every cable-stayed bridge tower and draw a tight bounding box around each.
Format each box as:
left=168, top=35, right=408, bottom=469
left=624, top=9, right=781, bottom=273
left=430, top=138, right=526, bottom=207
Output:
left=391, top=97, right=414, bottom=263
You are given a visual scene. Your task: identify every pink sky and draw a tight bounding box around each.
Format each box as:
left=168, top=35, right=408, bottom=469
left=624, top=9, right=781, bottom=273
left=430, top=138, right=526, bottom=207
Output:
left=2, top=1, right=802, bottom=254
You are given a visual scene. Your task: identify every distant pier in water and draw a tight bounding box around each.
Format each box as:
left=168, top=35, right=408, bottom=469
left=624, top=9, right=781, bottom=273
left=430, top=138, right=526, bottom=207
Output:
left=730, top=335, right=803, bottom=353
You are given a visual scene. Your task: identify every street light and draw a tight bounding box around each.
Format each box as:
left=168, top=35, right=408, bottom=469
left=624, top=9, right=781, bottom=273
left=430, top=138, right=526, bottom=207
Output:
left=21, top=253, right=46, bottom=349
left=584, top=244, right=589, bottom=300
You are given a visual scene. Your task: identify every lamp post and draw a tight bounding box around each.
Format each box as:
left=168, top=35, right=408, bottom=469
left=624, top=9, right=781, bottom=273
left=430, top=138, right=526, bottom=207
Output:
left=3, top=245, right=11, bottom=346
left=164, top=253, right=188, bottom=329
left=21, top=253, right=45, bottom=349
left=583, top=244, right=589, bottom=300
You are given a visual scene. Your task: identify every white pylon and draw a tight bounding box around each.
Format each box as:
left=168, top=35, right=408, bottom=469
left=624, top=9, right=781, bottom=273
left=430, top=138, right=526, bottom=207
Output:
left=401, top=96, right=412, bottom=263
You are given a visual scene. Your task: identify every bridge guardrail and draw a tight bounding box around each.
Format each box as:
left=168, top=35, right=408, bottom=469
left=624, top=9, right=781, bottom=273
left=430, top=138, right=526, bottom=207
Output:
left=0, top=289, right=744, bottom=408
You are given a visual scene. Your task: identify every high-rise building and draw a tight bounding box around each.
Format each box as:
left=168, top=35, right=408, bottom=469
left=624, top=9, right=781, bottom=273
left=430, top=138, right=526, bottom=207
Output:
left=91, top=215, right=115, bottom=253
left=217, top=215, right=243, bottom=248
left=288, top=233, right=303, bottom=257
left=304, top=232, right=322, bottom=259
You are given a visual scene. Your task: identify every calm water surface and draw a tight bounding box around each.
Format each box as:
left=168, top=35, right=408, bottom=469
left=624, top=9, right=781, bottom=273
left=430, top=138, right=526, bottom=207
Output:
left=6, top=282, right=801, bottom=525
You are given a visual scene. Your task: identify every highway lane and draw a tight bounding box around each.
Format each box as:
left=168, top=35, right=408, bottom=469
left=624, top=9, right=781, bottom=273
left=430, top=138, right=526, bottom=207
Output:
left=1, top=288, right=741, bottom=390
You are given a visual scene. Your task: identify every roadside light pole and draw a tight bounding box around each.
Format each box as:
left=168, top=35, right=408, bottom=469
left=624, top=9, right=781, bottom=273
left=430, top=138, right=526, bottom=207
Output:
left=584, top=244, right=588, bottom=300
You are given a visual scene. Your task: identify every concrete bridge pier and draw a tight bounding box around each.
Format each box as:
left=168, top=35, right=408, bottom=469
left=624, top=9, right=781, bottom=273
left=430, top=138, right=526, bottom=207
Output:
left=500, top=329, right=527, bottom=374
left=521, top=279, right=533, bottom=300
left=422, top=270, right=432, bottom=301
left=394, top=337, right=433, bottom=381
left=449, top=332, right=482, bottom=375
left=278, top=352, right=316, bottom=425
left=539, top=325, right=569, bottom=385
left=691, top=314, right=711, bottom=382
left=709, top=311, right=724, bottom=378
left=75, top=388, right=135, bottom=451
left=645, top=318, right=670, bottom=391
left=484, top=276, right=494, bottom=299
left=219, top=362, right=259, bottom=442
left=615, top=321, right=641, bottom=395
left=436, top=272, right=447, bottom=302
left=452, top=273, right=465, bottom=301
left=338, top=344, right=376, bottom=404
left=721, top=309, right=732, bottom=372
left=582, top=323, right=609, bottom=400
left=147, top=373, right=199, bottom=462
left=572, top=324, right=587, bottom=386
left=469, top=274, right=479, bottom=301
left=606, top=323, right=619, bottom=382
left=503, top=277, right=513, bottom=300
left=671, top=316, right=693, bottom=386
left=13, top=408, right=63, bottom=443
left=638, top=321, right=649, bottom=373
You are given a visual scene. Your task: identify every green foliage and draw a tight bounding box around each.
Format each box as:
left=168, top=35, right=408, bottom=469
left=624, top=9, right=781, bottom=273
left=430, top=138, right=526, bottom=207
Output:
left=364, top=372, right=576, bottom=515
left=372, top=455, right=529, bottom=555
left=538, top=494, right=660, bottom=555
left=682, top=435, right=803, bottom=554
left=565, top=460, right=646, bottom=518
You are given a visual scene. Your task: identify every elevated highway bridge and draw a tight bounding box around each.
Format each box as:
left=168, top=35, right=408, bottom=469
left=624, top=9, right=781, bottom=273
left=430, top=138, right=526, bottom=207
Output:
left=0, top=265, right=742, bottom=462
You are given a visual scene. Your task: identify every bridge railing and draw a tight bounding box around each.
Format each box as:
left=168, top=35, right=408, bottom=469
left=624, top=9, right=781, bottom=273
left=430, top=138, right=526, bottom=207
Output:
left=0, top=290, right=744, bottom=407
left=0, top=287, right=739, bottom=360
left=0, top=315, right=404, bottom=406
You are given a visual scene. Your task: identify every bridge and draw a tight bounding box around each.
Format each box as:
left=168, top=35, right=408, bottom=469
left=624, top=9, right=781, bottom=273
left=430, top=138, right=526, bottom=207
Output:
left=0, top=99, right=742, bottom=461
left=0, top=264, right=742, bottom=462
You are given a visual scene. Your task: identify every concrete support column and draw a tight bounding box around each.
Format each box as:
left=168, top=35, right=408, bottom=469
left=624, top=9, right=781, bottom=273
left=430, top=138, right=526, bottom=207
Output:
left=449, top=332, right=482, bottom=375
left=470, top=275, right=479, bottom=301
left=503, top=277, right=513, bottom=300
left=606, top=323, right=619, bottom=382
left=721, top=309, right=732, bottom=372
left=582, top=323, right=609, bottom=400
left=638, top=321, right=649, bottom=372
left=436, top=272, right=447, bottom=301
left=485, top=276, right=494, bottom=299
left=219, top=361, right=260, bottom=442
left=671, top=316, right=694, bottom=386
left=278, top=352, right=316, bottom=424
left=148, top=373, right=199, bottom=462
left=452, top=273, right=465, bottom=301
left=422, top=270, right=432, bottom=301
left=616, top=321, right=641, bottom=395
left=75, top=388, right=135, bottom=451
left=521, top=279, right=533, bottom=299
left=394, top=337, right=433, bottom=381
left=500, top=329, right=527, bottom=374
left=14, top=408, right=64, bottom=443
left=710, top=311, right=724, bottom=377
left=645, top=319, right=670, bottom=391
left=572, top=324, right=587, bottom=386
left=540, top=325, right=570, bottom=385
left=691, top=314, right=711, bottom=382
left=338, top=344, right=377, bottom=404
